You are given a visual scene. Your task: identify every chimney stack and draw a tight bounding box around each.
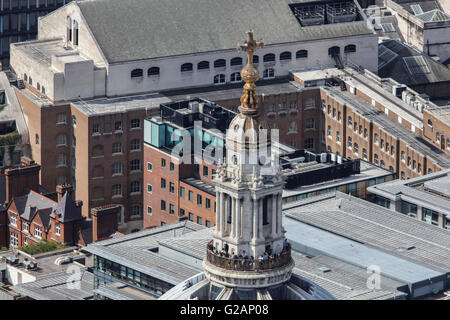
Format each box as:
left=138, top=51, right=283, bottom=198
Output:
left=91, top=205, right=120, bottom=243
left=56, top=184, right=73, bottom=202
left=5, top=156, right=40, bottom=203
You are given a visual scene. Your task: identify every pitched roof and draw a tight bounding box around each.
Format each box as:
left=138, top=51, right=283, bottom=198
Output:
left=76, top=0, right=373, bottom=63
left=51, top=192, right=82, bottom=223
left=377, top=39, right=450, bottom=85
left=11, top=191, right=57, bottom=221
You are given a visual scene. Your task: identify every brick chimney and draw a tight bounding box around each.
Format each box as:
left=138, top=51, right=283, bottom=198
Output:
left=56, top=184, right=73, bottom=202
left=91, top=205, right=120, bottom=243
left=5, top=156, right=40, bottom=203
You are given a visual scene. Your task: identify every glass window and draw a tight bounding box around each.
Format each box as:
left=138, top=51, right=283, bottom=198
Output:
left=169, top=204, right=175, bottom=215
left=161, top=200, right=166, bottom=211
left=188, top=191, right=193, bottom=202
left=130, top=181, right=140, bottom=193
left=112, top=184, right=122, bottom=196
left=169, top=182, right=174, bottom=194
left=112, top=142, right=122, bottom=154
left=197, top=194, right=202, bottom=206
left=197, top=216, right=203, bottom=225
left=130, top=139, right=141, bottom=151
left=130, top=119, right=141, bottom=129
left=112, top=162, right=122, bottom=175
left=161, top=178, right=166, bottom=189
left=130, top=159, right=140, bottom=171
left=401, top=201, right=417, bottom=218
left=180, top=186, right=185, bottom=198
left=188, top=212, right=194, bottom=221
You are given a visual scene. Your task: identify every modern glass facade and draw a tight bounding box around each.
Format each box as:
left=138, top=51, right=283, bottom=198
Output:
left=93, top=255, right=174, bottom=299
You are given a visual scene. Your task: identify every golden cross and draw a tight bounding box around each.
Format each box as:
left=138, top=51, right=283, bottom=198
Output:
left=237, top=30, right=264, bottom=64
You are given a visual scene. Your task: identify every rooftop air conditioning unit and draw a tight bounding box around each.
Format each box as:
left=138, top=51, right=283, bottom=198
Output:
left=189, top=101, right=199, bottom=113
left=330, top=153, right=337, bottom=162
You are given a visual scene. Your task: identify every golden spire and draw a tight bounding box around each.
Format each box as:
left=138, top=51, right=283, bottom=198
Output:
left=237, top=30, right=264, bottom=116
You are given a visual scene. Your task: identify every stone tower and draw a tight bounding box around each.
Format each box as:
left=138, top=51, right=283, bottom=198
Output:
left=203, top=31, right=294, bottom=289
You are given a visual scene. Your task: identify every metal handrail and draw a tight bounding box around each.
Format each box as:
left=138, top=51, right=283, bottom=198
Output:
left=206, top=242, right=291, bottom=271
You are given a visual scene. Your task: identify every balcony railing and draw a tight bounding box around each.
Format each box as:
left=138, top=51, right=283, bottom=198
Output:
left=206, top=241, right=291, bottom=272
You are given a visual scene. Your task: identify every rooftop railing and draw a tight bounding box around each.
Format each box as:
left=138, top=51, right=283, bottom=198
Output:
left=206, top=242, right=292, bottom=272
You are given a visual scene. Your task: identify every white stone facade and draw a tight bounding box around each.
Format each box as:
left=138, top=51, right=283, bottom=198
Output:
left=10, top=2, right=379, bottom=103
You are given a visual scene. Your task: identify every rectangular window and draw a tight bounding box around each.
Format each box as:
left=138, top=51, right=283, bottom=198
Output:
left=169, top=182, right=175, bottom=194
left=93, top=123, right=100, bottom=135
left=179, top=208, right=185, bottom=217
left=161, top=178, right=166, bottom=189
left=206, top=220, right=211, bottom=228
left=180, top=187, right=185, bottom=198
left=203, top=165, right=208, bottom=177
left=401, top=201, right=417, bottom=218
left=56, top=113, right=67, bottom=124
left=147, top=206, right=152, bottom=215
left=170, top=162, right=174, bottom=171
left=55, top=223, right=60, bottom=236
left=34, top=226, right=42, bottom=238
left=147, top=162, right=152, bottom=171
left=197, top=194, right=202, bottom=206
left=10, top=215, right=17, bottom=226
left=161, top=158, right=166, bottom=168
left=161, top=200, right=166, bottom=211
left=115, top=121, right=122, bottom=132
left=131, top=119, right=141, bottom=129
left=206, top=198, right=211, bottom=210
left=188, top=212, right=194, bottom=221
left=147, top=184, right=152, bottom=193
left=188, top=191, right=194, bottom=202
left=423, top=208, right=439, bottom=226
left=169, top=204, right=175, bottom=215
left=197, top=216, right=202, bottom=225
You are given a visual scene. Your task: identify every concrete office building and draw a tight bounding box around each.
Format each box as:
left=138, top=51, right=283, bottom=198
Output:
left=367, top=168, right=450, bottom=229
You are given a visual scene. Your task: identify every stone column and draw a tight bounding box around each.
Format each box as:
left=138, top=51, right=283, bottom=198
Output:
left=252, top=197, right=258, bottom=242
left=231, top=197, right=236, bottom=238
left=277, top=193, right=283, bottom=235
left=271, top=195, right=277, bottom=238
left=215, top=192, right=222, bottom=236
left=235, top=197, right=241, bottom=240
left=222, top=193, right=230, bottom=236
left=258, top=198, right=264, bottom=239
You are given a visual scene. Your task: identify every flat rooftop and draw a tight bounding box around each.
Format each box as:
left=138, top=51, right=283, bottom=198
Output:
left=156, top=226, right=409, bottom=300
left=71, top=93, right=172, bottom=117
left=12, top=38, right=88, bottom=69
left=0, top=247, right=87, bottom=278
left=164, top=77, right=304, bottom=104
left=10, top=269, right=94, bottom=300
left=282, top=159, right=393, bottom=198
left=368, top=169, right=450, bottom=215
left=283, top=191, right=450, bottom=274
left=83, top=221, right=206, bottom=285
left=181, top=178, right=216, bottom=196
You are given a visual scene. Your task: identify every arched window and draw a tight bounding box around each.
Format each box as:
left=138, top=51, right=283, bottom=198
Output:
left=214, top=74, right=225, bottom=84
left=280, top=51, right=292, bottom=61
left=253, top=55, right=259, bottom=64
left=263, top=68, right=275, bottom=79
left=230, top=72, right=241, bottom=83
left=328, top=46, right=340, bottom=56
left=197, top=61, right=210, bottom=70
left=66, top=17, right=72, bottom=42
left=131, top=68, right=143, bottom=78
left=344, top=44, right=356, bottom=53
left=214, top=59, right=226, bottom=68
left=263, top=53, right=275, bottom=63
left=180, top=63, right=193, bottom=72
left=73, top=20, right=79, bottom=45
left=296, top=50, right=308, bottom=59
left=148, top=67, right=160, bottom=76
left=230, top=57, right=242, bottom=66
